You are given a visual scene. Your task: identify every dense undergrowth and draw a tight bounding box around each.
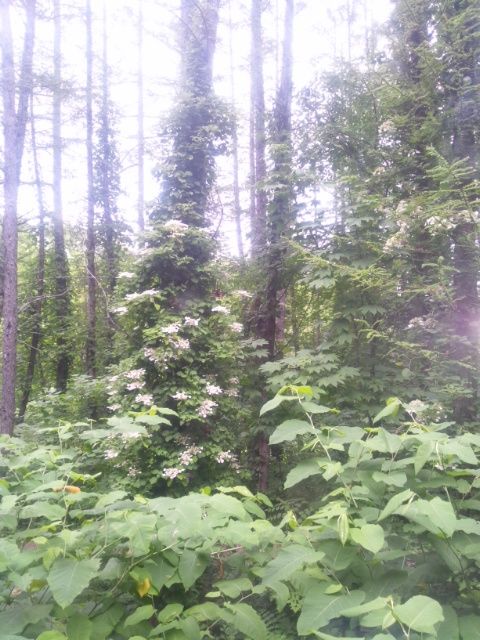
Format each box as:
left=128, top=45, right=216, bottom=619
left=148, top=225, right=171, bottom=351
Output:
left=1, top=387, right=480, bottom=639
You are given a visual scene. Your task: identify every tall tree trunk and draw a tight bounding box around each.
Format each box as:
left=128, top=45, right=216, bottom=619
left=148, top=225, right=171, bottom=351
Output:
left=0, top=0, right=36, bottom=435
left=85, top=0, right=96, bottom=377
left=250, top=0, right=267, bottom=257
left=18, top=98, right=46, bottom=420
left=53, top=0, right=71, bottom=392
left=100, top=0, right=116, bottom=294
left=228, top=0, right=245, bottom=262
left=257, top=0, right=294, bottom=492
left=137, top=0, right=145, bottom=232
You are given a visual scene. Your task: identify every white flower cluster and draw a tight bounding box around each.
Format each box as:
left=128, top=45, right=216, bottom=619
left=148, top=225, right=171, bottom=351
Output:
left=198, top=399, right=217, bottom=418
left=135, top=393, right=154, bottom=406
left=104, top=449, right=119, bottom=460
left=107, top=403, right=121, bottom=412
left=118, top=271, right=135, bottom=279
left=229, top=322, right=243, bottom=333
left=407, top=316, right=436, bottom=330
left=125, top=368, right=146, bottom=380
left=215, top=450, right=234, bottom=464
left=212, top=305, right=230, bottom=315
left=111, top=306, right=128, bottom=316
left=163, top=220, right=189, bottom=237
left=206, top=383, right=222, bottom=396
left=171, top=390, right=191, bottom=401
left=125, top=289, right=159, bottom=302
left=184, top=316, right=200, bottom=326
left=172, top=338, right=190, bottom=350
left=379, top=120, right=396, bottom=135
left=405, top=399, right=428, bottom=416
left=225, top=388, right=239, bottom=397
left=162, top=467, right=184, bottom=480
left=161, top=322, right=180, bottom=334
left=179, top=445, right=203, bottom=466
left=425, top=216, right=455, bottom=232
left=233, top=290, right=253, bottom=299
left=128, top=467, right=140, bottom=477
left=144, top=347, right=161, bottom=364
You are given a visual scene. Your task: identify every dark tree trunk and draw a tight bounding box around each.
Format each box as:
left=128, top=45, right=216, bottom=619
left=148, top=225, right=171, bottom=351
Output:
left=250, top=0, right=267, bottom=257
left=257, top=0, right=294, bottom=492
left=85, top=0, right=96, bottom=377
left=19, top=98, right=46, bottom=420
left=53, top=0, right=71, bottom=392
left=0, top=0, right=36, bottom=435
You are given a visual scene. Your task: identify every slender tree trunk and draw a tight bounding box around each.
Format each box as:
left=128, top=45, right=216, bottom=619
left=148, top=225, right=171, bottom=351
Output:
left=250, top=0, right=267, bottom=257
left=228, top=0, right=244, bottom=262
left=19, top=98, right=46, bottom=420
left=53, top=0, right=70, bottom=392
left=101, top=0, right=116, bottom=294
left=0, top=0, right=36, bottom=435
left=257, top=0, right=295, bottom=492
left=137, top=0, right=145, bottom=232
left=85, top=0, right=96, bottom=377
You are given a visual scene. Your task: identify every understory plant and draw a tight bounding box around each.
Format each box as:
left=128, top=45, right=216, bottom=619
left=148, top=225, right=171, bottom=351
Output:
left=1, top=389, right=480, bottom=639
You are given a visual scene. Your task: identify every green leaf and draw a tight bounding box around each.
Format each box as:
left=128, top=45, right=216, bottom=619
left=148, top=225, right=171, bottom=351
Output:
left=225, top=603, right=268, bottom=640
left=300, top=402, right=331, bottom=414
left=125, top=605, right=155, bottom=627
left=393, top=596, right=443, bottom=634
left=263, top=545, right=323, bottom=585
left=19, top=502, right=65, bottom=521
left=414, top=441, right=434, bottom=474
left=459, top=615, right=480, bottom=639
left=158, top=603, right=184, bottom=623
left=341, top=597, right=388, bottom=617
left=0, top=604, right=52, bottom=634
left=284, top=458, right=324, bottom=488
left=260, top=395, right=295, bottom=416
left=373, top=399, right=401, bottom=423
left=313, top=633, right=364, bottom=640
left=350, top=525, right=384, bottom=554
left=270, top=419, right=313, bottom=444
left=90, top=604, right=124, bottom=640
left=372, top=471, right=406, bottom=487
left=378, top=489, right=413, bottom=522
left=337, top=513, right=349, bottom=546
left=297, top=588, right=365, bottom=635
left=36, top=633, right=67, bottom=640
left=66, top=614, right=92, bottom=640
left=395, top=497, right=457, bottom=537
left=178, top=550, right=207, bottom=589
left=215, top=577, right=252, bottom=598
left=47, top=558, right=100, bottom=608
left=437, top=605, right=459, bottom=640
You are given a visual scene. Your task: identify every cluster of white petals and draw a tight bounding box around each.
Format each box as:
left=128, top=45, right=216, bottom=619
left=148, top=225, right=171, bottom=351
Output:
left=118, top=271, right=135, bottom=279
left=163, top=220, right=189, bottom=236
left=126, top=381, right=145, bottom=391
left=135, top=393, right=154, bottom=406
left=111, top=306, right=128, bottom=315
left=216, top=450, right=235, bottom=464
left=171, top=390, right=191, bottom=401
left=198, top=399, right=217, bottom=418
left=104, top=449, right=119, bottom=460
left=229, top=322, right=243, bottom=333
left=206, top=383, right=222, bottom=396
left=172, top=338, right=190, bottom=350
left=184, top=316, right=200, bottom=326
left=125, top=289, right=159, bottom=302
left=212, top=305, right=230, bottom=314
left=161, top=323, right=181, bottom=334
left=162, top=467, right=183, bottom=480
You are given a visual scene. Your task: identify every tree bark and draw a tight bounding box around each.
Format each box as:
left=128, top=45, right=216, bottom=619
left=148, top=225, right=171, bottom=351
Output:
left=85, top=0, right=96, bottom=377
left=257, top=0, right=294, bottom=492
left=18, top=98, right=46, bottom=420
left=250, top=0, right=267, bottom=257
left=53, top=0, right=71, bottom=392
left=0, top=0, right=36, bottom=435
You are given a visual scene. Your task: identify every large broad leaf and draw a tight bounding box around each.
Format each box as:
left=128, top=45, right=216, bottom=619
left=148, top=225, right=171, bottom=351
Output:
left=269, top=420, right=313, bottom=444
left=263, top=545, right=323, bottom=585
left=90, top=604, right=124, bottom=640
left=414, top=441, right=435, bottom=474
left=178, top=550, right=208, bottom=589
left=313, top=633, right=364, bottom=640
left=350, top=525, right=385, bottom=554
left=459, top=615, right=480, bottom=639
left=125, top=605, right=156, bottom=627
left=378, top=489, right=413, bottom=522
left=19, top=502, right=65, bottom=521
left=0, top=604, right=52, bottom=634
left=395, top=497, right=457, bottom=537
left=215, top=577, right=252, bottom=598
left=259, top=395, right=296, bottom=416
left=393, top=596, right=443, bottom=634
left=66, top=614, right=93, bottom=640
left=297, top=588, right=365, bottom=635
left=225, top=603, right=268, bottom=640
left=47, top=557, right=100, bottom=608
left=284, top=458, right=324, bottom=489
left=437, top=605, right=459, bottom=640
left=373, top=399, right=401, bottom=424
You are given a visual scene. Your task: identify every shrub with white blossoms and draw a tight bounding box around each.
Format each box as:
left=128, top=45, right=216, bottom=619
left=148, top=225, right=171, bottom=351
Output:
left=206, top=383, right=222, bottom=396
left=229, top=322, right=243, bottom=333
left=198, top=399, right=217, bottom=418
left=211, top=305, right=230, bottom=314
